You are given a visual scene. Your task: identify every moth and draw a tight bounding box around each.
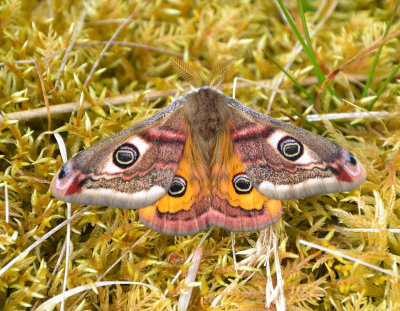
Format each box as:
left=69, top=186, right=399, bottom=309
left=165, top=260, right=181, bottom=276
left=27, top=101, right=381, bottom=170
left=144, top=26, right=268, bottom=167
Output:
left=50, top=59, right=366, bottom=236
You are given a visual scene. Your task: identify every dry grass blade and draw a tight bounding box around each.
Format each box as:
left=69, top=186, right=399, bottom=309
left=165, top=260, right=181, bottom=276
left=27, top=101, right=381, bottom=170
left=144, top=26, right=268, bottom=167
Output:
left=66, top=229, right=152, bottom=311
left=178, top=247, right=203, bottom=311
left=267, top=0, right=338, bottom=112
left=163, top=227, right=214, bottom=297
left=35, top=281, right=163, bottom=311
left=0, top=207, right=91, bottom=278
left=316, top=28, right=400, bottom=112
left=265, top=229, right=285, bottom=310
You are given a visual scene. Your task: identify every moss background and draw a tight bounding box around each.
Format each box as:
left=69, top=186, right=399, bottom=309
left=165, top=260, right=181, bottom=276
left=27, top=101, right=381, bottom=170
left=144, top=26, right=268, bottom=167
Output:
left=0, top=0, right=400, bottom=310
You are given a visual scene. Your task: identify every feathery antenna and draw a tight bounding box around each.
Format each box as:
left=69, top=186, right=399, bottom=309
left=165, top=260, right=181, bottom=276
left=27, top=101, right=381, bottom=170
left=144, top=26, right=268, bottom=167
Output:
left=171, top=58, right=235, bottom=88
left=206, top=58, right=235, bottom=88
left=170, top=58, right=204, bottom=88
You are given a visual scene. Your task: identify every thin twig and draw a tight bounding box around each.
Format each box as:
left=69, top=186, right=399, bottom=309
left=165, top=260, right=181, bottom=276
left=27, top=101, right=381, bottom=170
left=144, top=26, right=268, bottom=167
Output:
left=231, top=232, right=238, bottom=276
left=51, top=240, right=67, bottom=277
left=299, top=239, right=400, bottom=278
left=0, top=89, right=176, bottom=122
left=50, top=0, right=93, bottom=93
left=2, top=75, right=393, bottom=123
left=83, top=0, right=152, bottom=88
left=4, top=181, right=9, bottom=223
left=336, top=227, right=400, bottom=233
left=0, top=41, right=183, bottom=68
left=67, top=41, right=183, bottom=57
left=85, top=18, right=176, bottom=26
left=1, top=60, right=53, bottom=130
left=265, top=229, right=285, bottom=310
left=1, top=96, right=391, bottom=124
left=3, top=167, right=11, bottom=224
left=68, top=0, right=152, bottom=121
left=280, top=110, right=392, bottom=122
left=33, top=60, right=51, bottom=131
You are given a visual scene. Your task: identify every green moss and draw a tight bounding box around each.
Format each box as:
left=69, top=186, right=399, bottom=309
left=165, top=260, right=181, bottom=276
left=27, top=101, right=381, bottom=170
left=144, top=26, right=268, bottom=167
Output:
left=0, top=0, right=399, bottom=310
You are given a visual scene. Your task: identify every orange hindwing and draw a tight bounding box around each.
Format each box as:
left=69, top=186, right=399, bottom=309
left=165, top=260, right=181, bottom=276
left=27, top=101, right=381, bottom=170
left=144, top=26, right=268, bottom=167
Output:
left=139, top=131, right=281, bottom=235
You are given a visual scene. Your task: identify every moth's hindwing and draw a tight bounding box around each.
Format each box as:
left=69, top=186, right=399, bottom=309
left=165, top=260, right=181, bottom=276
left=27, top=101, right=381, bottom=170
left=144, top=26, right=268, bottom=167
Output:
left=139, top=131, right=282, bottom=236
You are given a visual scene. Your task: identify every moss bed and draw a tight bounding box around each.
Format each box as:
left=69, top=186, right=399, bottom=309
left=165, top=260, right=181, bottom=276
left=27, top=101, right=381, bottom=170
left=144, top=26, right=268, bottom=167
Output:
left=0, top=0, right=400, bottom=310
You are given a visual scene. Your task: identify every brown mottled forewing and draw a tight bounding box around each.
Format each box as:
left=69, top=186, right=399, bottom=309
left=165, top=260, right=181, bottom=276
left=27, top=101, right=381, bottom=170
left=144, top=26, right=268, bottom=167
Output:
left=227, top=98, right=366, bottom=200
left=50, top=99, right=189, bottom=209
